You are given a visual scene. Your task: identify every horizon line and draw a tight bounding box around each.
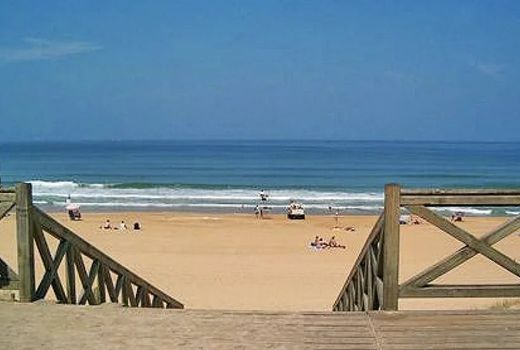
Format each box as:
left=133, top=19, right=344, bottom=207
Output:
left=1, top=138, right=520, bottom=145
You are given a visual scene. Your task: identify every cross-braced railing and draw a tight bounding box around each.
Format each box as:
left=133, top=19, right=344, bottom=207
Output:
left=0, top=188, right=18, bottom=291
left=333, top=184, right=520, bottom=311
left=332, top=214, right=384, bottom=311
left=1, top=183, right=183, bottom=309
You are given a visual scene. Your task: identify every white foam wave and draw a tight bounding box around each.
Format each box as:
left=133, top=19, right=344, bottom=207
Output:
left=29, top=180, right=383, bottom=203
left=506, top=211, right=520, bottom=215
left=432, top=207, right=493, bottom=215
left=47, top=200, right=383, bottom=211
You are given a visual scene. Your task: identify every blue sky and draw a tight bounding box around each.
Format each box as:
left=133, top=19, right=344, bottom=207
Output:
left=1, top=1, right=519, bottom=141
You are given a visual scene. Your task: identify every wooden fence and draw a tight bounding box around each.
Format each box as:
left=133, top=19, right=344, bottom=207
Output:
left=0, top=183, right=183, bottom=308
left=333, top=184, right=520, bottom=311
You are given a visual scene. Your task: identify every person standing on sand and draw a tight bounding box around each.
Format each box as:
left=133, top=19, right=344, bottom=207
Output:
left=334, top=209, right=340, bottom=228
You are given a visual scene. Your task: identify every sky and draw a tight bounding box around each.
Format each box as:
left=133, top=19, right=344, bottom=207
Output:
left=1, top=1, right=520, bottom=142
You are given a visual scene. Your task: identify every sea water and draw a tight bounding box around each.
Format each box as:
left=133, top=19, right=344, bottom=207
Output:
left=0, top=140, right=519, bottom=215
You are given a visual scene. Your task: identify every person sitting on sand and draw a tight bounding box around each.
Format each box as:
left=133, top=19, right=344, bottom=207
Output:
left=451, top=212, right=464, bottom=222
left=101, top=219, right=111, bottom=230
left=318, top=237, right=328, bottom=248
left=328, top=236, right=346, bottom=249
left=310, top=235, right=321, bottom=248
left=410, top=215, right=421, bottom=225
left=310, top=236, right=328, bottom=249
left=133, top=222, right=141, bottom=230
left=120, top=220, right=127, bottom=230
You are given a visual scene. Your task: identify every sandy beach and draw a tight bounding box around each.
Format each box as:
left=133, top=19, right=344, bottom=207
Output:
left=1, top=211, right=519, bottom=311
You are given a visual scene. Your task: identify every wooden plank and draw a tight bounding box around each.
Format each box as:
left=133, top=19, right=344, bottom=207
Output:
left=400, top=284, right=520, bottom=298
left=96, top=263, right=106, bottom=304
left=126, top=279, right=137, bottom=307
left=114, top=274, right=124, bottom=300
left=78, top=259, right=100, bottom=305
left=34, top=207, right=184, bottom=309
left=121, top=276, right=129, bottom=306
left=408, top=206, right=520, bottom=279
left=366, top=253, right=373, bottom=310
left=74, top=252, right=97, bottom=305
left=0, top=201, right=15, bottom=221
left=34, top=237, right=69, bottom=302
left=401, top=188, right=520, bottom=195
left=332, top=214, right=383, bottom=310
left=103, top=267, right=118, bottom=303
left=0, top=192, right=16, bottom=202
left=15, top=183, right=35, bottom=302
left=401, top=194, right=520, bottom=206
left=66, top=245, right=76, bottom=304
left=400, top=214, right=520, bottom=289
left=142, top=290, right=151, bottom=307
left=382, top=184, right=400, bottom=311
left=135, top=285, right=145, bottom=307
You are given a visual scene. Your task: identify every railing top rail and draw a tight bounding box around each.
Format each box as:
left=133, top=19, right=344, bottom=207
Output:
left=0, top=191, right=16, bottom=202
left=0, top=188, right=16, bottom=193
left=401, top=188, right=520, bottom=196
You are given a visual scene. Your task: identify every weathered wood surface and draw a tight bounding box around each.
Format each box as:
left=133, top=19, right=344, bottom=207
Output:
left=401, top=194, right=520, bottom=206
left=400, top=214, right=520, bottom=290
left=0, top=193, right=16, bottom=202
left=15, top=183, right=35, bottom=302
left=333, top=214, right=383, bottom=311
left=382, top=184, right=400, bottom=311
left=0, top=201, right=15, bottom=221
left=401, top=188, right=520, bottom=195
left=1, top=304, right=520, bottom=349
left=32, top=206, right=183, bottom=309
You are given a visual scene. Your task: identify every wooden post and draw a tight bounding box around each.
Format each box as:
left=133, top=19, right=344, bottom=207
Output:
left=16, top=183, right=35, bottom=302
left=382, top=183, right=400, bottom=310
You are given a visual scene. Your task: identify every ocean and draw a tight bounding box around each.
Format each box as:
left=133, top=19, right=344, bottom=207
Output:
left=1, top=140, right=519, bottom=216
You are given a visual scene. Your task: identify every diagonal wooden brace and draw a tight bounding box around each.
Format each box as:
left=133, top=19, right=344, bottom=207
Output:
left=402, top=212, right=520, bottom=288
left=407, top=206, right=520, bottom=283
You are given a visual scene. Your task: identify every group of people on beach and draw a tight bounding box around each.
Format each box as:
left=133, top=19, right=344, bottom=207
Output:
left=310, top=235, right=346, bottom=250
left=100, top=219, right=141, bottom=231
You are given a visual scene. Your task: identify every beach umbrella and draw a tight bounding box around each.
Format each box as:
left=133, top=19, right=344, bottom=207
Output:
left=66, top=203, right=80, bottom=211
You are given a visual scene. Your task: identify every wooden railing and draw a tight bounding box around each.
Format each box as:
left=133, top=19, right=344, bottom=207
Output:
left=0, top=188, right=18, bottom=291
left=1, top=183, right=183, bottom=309
left=333, top=184, right=520, bottom=311
left=332, top=214, right=383, bottom=311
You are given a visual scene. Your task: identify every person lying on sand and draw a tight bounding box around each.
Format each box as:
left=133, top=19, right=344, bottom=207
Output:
left=344, top=226, right=356, bottom=232
left=328, top=236, right=346, bottom=249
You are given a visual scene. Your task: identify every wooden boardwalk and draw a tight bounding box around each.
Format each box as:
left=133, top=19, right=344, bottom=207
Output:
left=1, top=303, right=520, bottom=349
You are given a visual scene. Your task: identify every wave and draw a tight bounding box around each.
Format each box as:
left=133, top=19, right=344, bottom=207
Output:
left=28, top=180, right=383, bottom=202
left=431, top=207, right=493, bottom=215
left=28, top=180, right=514, bottom=216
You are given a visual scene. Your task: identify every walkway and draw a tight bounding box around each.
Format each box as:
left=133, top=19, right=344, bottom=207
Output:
left=1, top=303, right=520, bottom=349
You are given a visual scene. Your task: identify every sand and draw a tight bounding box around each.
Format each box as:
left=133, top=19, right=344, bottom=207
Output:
left=1, top=211, right=519, bottom=311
